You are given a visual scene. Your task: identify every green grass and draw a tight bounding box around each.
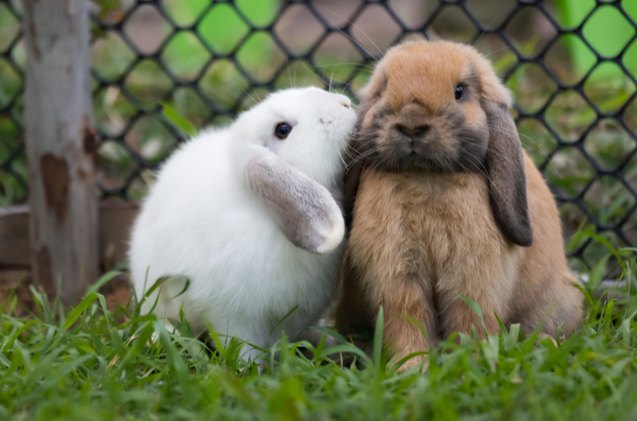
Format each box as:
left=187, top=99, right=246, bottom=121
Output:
left=1, top=247, right=636, bottom=420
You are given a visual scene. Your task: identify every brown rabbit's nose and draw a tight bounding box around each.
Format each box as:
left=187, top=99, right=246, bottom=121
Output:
left=394, top=123, right=430, bottom=138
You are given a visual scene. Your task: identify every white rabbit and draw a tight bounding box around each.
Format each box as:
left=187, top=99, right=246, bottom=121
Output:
left=129, top=87, right=356, bottom=359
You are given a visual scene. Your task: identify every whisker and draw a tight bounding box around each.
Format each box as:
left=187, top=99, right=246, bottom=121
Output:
left=472, top=7, right=509, bottom=48
left=311, top=2, right=383, bottom=58
left=310, top=62, right=377, bottom=72
left=345, top=148, right=377, bottom=170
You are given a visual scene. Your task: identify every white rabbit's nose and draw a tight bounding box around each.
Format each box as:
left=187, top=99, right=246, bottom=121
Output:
left=336, top=95, right=352, bottom=109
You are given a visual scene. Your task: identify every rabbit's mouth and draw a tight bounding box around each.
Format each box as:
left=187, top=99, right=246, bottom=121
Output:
left=370, top=115, right=489, bottom=174
left=371, top=132, right=486, bottom=174
left=385, top=150, right=457, bottom=173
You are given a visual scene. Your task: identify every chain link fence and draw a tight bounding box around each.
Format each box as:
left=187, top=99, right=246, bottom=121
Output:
left=1, top=0, right=636, bottom=269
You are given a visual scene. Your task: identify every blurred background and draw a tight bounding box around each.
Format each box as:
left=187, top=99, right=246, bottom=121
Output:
left=0, top=0, right=636, bottom=291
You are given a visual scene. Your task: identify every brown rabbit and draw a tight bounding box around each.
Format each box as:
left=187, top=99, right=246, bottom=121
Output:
left=335, top=40, right=583, bottom=367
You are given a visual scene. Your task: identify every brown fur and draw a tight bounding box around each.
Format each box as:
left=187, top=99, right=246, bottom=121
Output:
left=336, top=40, right=582, bottom=368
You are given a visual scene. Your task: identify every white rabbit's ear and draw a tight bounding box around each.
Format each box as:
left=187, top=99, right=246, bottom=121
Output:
left=245, top=147, right=345, bottom=254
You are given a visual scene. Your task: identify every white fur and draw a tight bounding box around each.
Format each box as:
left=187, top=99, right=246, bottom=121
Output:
left=129, top=87, right=356, bottom=356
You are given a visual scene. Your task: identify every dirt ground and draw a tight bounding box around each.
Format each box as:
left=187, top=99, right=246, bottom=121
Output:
left=0, top=270, right=132, bottom=316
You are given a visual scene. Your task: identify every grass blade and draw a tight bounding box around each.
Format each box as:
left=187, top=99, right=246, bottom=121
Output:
left=373, top=306, right=384, bottom=372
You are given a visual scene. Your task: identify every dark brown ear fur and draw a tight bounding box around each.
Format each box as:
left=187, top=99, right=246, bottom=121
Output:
left=484, top=102, right=533, bottom=246
left=343, top=102, right=374, bottom=230
left=343, top=161, right=363, bottom=230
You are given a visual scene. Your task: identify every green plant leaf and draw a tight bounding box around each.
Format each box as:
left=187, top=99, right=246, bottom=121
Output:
left=161, top=102, right=197, bottom=137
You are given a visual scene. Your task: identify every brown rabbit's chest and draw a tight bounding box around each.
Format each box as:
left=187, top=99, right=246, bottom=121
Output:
left=348, top=168, right=506, bottom=287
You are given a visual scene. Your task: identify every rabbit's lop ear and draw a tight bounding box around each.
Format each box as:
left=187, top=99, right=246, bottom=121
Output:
left=245, top=148, right=345, bottom=254
left=484, top=102, right=533, bottom=247
left=343, top=160, right=363, bottom=230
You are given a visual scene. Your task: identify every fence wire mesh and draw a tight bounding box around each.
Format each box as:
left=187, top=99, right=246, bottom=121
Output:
left=0, top=0, right=636, bottom=269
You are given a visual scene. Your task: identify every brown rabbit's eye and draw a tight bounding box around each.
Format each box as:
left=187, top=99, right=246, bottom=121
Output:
left=274, top=122, right=293, bottom=139
left=454, top=83, right=465, bottom=101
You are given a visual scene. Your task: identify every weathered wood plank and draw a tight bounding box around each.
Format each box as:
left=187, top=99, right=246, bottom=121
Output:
left=0, top=202, right=139, bottom=271
left=0, top=205, right=30, bottom=268
left=100, top=201, right=139, bottom=270
left=24, top=0, right=97, bottom=302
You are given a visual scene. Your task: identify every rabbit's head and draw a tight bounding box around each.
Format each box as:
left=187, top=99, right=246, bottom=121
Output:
left=236, top=87, right=356, bottom=189
left=350, top=40, right=532, bottom=246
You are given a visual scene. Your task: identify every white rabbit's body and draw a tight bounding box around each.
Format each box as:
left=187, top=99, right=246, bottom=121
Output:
left=130, top=88, right=355, bottom=354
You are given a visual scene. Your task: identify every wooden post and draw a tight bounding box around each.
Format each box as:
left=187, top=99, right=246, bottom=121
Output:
left=23, top=0, right=98, bottom=303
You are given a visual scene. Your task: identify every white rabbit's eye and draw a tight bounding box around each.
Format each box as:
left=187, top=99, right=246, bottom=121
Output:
left=274, top=122, right=293, bottom=139
left=454, top=83, right=465, bottom=101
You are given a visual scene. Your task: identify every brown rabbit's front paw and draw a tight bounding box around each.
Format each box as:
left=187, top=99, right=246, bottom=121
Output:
left=392, top=352, right=430, bottom=373
left=383, top=315, right=435, bottom=373
left=538, top=333, right=558, bottom=346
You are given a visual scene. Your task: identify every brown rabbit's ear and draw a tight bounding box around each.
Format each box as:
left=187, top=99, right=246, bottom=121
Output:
left=343, top=157, right=363, bottom=230
left=343, top=99, right=376, bottom=230
left=484, top=102, right=533, bottom=247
